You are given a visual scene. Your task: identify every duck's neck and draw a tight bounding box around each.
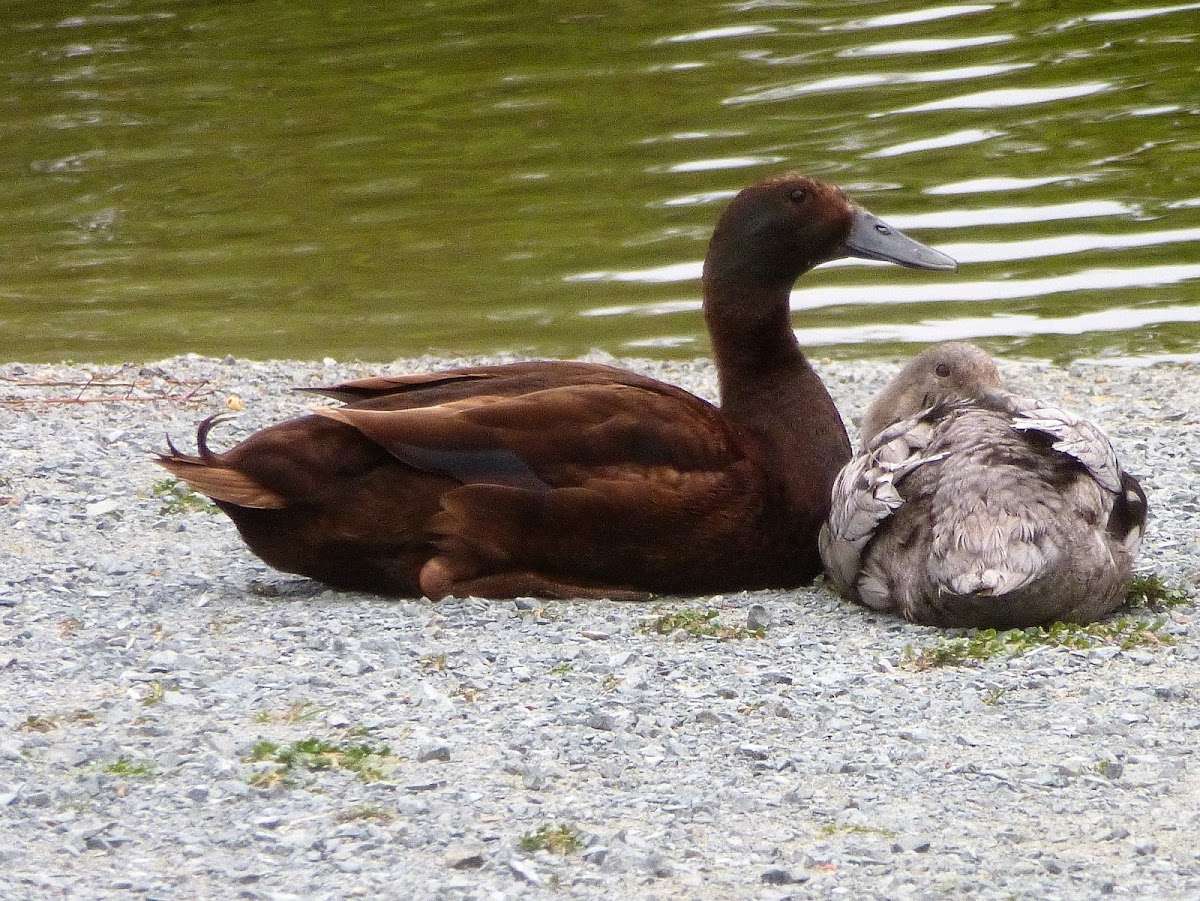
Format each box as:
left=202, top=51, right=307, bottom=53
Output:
left=703, top=266, right=851, bottom=501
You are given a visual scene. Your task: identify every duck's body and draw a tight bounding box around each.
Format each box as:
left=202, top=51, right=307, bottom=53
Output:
left=819, top=343, right=1147, bottom=628
left=159, top=175, right=956, bottom=600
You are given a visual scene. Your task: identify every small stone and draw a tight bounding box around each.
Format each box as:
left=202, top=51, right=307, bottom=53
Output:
left=86, top=499, right=119, bottom=517
left=644, top=851, right=672, bottom=878
left=587, top=712, right=619, bottom=732
left=405, top=780, right=445, bottom=793
left=444, top=842, right=485, bottom=870
left=509, top=858, right=542, bottom=885
left=583, top=846, right=609, bottom=865
left=417, top=742, right=451, bottom=763
left=761, top=867, right=802, bottom=885
left=738, top=744, right=769, bottom=761
left=1057, top=757, right=1090, bottom=778
left=746, top=604, right=771, bottom=631
left=521, top=767, right=549, bottom=791
left=581, top=629, right=613, bottom=641
left=340, top=658, right=374, bottom=677
left=893, top=835, right=932, bottom=853
left=146, top=650, right=178, bottom=672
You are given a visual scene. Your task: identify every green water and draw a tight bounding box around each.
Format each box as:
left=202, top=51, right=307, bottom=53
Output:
left=2, top=0, right=1199, bottom=363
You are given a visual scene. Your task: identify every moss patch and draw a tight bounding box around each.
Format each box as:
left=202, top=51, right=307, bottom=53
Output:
left=245, top=737, right=393, bottom=786
left=151, top=478, right=216, bottom=514
left=1125, top=574, right=1192, bottom=612
left=639, top=607, right=764, bottom=640
left=903, top=616, right=1173, bottom=670
left=517, top=823, right=583, bottom=855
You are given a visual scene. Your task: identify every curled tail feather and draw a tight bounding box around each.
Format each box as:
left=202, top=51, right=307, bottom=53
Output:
left=156, top=414, right=288, bottom=509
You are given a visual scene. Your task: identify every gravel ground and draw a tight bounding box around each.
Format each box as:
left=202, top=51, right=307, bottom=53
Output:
left=1, top=351, right=1199, bottom=901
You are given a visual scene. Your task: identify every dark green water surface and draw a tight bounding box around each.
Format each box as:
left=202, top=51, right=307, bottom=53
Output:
left=3, top=0, right=1199, bottom=363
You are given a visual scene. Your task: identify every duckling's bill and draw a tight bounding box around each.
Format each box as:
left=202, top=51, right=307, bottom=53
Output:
left=840, top=206, right=957, bottom=271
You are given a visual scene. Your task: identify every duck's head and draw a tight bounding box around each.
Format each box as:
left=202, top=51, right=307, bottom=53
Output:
left=704, top=174, right=957, bottom=289
left=860, top=342, right=1004, bottom=445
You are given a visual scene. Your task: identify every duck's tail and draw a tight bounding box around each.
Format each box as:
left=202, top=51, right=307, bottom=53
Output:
left=156, top=414, right=288, bottom=509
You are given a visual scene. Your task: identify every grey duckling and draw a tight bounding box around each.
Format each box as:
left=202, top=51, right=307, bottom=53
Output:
left=819, top=342, right=1147, bottom=628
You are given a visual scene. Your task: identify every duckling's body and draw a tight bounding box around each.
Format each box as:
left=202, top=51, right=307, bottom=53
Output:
left=820, top=343, right=1147, bottom=627
left=160, top=175, right=956, bottom=600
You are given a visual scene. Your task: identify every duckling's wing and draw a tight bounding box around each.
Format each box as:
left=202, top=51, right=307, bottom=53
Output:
left=1010, top=403, right=1122, bottom=492
left=820, top=408, right=945, bottom=593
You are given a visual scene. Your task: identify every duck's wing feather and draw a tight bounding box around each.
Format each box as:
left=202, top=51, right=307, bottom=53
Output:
left=313, top=381, right=743, bottom=490
left=301, top=361, right=654, bottom=406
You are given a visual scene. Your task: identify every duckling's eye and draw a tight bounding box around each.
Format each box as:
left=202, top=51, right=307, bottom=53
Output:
left=875, top=223, right=892, bottom=235
left=935, top=363, right=951, bottom=377
left=789, top=189, right=808, bottom=204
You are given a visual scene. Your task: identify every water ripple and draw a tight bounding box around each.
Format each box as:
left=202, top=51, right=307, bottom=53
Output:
left=658, top=25, right=776, bottom=44
left=927, top=176, right=1091, bottom=194
left=889, top=201, right=1135, bottom=229
left=658, top=156, right=786, bottom=174
left=791, top=305, right=1200, bottom=347
left=791, top=265, right=1200, bottom=310
left=890, top=83, right=1111, bottom=113
left=838, top=35, right=1014, bottom=57
left=1086, top=3, right=1200, bottom=23
left=865, top=129, right=1005, bottom=158
left=828, top=5, right=995, bottom=31
left=725, top=65, right=1029, bottom=105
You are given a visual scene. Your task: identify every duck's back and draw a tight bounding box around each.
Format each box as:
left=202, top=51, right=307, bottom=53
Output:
left=844, top=405, right=1144, bottom=627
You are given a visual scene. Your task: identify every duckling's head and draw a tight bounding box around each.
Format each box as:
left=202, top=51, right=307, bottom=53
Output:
left=860, top=342, right=1004, bottom=445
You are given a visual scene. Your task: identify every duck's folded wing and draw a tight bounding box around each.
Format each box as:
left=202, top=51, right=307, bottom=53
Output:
left=1008, top=402, right=1122, bottom=493
left=820, top=410, right=944, bottom=591
left=302, top=371, right=494, bottom=404
left=300, top=361, right=651, bottom=406
left=312, top=381, right=741, bottom=491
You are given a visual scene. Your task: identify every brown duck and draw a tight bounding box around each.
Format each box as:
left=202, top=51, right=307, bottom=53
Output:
left=158, top=174, right=956, bottom=600
left=819, top=342, right=1148, bottom=627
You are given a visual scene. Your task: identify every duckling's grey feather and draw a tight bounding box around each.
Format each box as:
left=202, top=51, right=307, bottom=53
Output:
left=819, top=342, right=1146, bottom=628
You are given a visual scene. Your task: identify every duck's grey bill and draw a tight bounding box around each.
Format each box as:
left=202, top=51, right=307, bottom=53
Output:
left=843, top=207, right=958, bottom=271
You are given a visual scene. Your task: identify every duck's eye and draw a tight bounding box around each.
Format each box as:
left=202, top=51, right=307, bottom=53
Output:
left=875, top=223, right=892, bottom=235
left=789, top=189, right=808, bottom=204
left=935, top=363, right=951, bottom=377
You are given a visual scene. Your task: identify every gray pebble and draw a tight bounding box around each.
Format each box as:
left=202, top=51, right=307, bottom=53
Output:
left=746, top=604, right=771, bottom=631
left=443, top=842, right=486, bottom=870
left=417, top=743, right=451, bottom=763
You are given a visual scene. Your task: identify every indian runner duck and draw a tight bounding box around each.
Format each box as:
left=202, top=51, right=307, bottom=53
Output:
left=158, top=174, right=956, bottom=600
left=819, top=342, right=1147, bottom=627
